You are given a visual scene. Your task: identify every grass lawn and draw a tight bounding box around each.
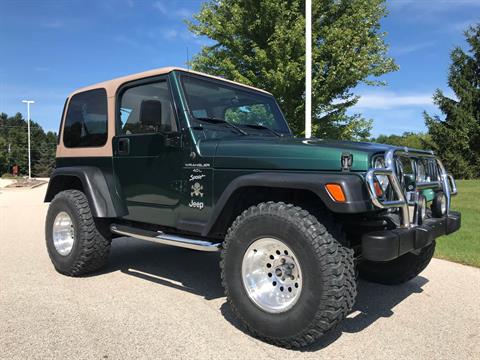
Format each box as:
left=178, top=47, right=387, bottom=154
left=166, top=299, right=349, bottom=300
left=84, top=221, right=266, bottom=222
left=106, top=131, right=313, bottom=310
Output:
left=435, top=180, right=480, bottom=267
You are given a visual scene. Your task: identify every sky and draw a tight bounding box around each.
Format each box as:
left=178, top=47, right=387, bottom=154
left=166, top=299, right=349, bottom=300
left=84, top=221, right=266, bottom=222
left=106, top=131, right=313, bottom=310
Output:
left=0, top=0, right=479, bottom=137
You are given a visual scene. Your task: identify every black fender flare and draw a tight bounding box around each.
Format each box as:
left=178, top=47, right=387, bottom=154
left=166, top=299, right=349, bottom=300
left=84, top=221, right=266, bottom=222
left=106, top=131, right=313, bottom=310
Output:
left=202, top=172, right=375, bottom=237
left=44, top=166, right=128, bottom=218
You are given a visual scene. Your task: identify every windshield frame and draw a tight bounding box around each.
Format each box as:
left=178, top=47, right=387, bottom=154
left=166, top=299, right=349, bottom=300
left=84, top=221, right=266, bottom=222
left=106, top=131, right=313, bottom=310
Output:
left=176, top=71, right=292, bottom=137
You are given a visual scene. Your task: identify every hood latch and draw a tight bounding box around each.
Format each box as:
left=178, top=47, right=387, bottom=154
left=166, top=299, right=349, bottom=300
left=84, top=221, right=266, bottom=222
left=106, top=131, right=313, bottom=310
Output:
left=341, top=152, right=353, bottom=172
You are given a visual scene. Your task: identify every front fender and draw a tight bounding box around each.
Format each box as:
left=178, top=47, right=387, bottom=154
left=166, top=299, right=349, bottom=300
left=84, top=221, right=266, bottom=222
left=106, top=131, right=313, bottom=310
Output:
left=202, top=172, right=375, bottom=237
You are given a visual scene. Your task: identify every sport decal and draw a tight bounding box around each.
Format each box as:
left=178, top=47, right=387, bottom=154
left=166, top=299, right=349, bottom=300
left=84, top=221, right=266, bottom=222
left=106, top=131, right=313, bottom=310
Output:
left=187, top=167, right=206, bottom=210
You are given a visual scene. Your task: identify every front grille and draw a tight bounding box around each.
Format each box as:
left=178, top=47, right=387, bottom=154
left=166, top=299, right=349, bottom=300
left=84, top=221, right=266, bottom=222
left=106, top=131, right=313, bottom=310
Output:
left=366, top=148, right=457, bottom=228
left=394, top=155, right=441, bottom=194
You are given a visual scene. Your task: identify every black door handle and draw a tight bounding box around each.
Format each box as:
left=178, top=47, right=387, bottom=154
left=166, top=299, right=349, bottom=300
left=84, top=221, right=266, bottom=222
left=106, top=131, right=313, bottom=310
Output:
left=118, top=138, right=130, bottom=155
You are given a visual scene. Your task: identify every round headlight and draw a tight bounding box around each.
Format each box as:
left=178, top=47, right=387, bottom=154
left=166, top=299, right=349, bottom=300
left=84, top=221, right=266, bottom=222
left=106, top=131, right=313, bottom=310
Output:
left=374, top=157, right=389, bottom=191
left=432, top=191, right=447, bottom=218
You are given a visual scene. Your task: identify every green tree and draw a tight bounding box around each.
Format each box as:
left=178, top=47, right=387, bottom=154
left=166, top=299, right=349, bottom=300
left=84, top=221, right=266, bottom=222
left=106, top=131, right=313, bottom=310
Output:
left=0, top=112, right=57, bottom=177
left=424, top=25, right=480, bottom=179
left=0, top=135, right=8, bottom=174
left=188, top=0, right=397, bottom=140
left=373, top=132, right=431, bottom=150
left=33, top=142, right=56, bottom=177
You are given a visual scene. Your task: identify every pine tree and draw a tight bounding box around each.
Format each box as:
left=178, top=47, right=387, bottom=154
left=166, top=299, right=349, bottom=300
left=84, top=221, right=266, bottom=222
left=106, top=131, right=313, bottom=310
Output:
left=32, top=140, right=56, bottom=177
left=424, top=24, right=480, bottom=179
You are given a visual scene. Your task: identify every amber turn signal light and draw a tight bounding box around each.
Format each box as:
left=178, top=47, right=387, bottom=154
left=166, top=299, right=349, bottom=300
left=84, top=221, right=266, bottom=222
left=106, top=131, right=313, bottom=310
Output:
left=325, top=183, right=346, bottom=203
left=373, top=180, right=384, bottom=197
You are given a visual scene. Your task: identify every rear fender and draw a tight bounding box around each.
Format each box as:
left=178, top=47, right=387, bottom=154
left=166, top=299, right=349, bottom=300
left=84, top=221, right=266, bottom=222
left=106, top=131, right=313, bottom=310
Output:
left=44, top=166, right=127, bottom=218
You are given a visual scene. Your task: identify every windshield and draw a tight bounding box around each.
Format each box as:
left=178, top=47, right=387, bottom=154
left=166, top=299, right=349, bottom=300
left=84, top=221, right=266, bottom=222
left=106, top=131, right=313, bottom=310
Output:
left=180, top=74, right=291, bottom=138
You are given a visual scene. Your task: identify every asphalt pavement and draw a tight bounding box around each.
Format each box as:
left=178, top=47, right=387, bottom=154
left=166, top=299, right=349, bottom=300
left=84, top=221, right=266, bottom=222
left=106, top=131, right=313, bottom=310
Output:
left=1, top=186, right=479, bottom=359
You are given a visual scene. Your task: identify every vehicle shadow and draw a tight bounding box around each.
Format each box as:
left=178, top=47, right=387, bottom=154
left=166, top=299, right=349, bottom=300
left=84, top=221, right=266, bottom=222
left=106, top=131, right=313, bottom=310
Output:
left=101, top=236, right=429, bottom=350
left=101, top=236, right=225, bottom=300
left=306, top=275, right=429, bottom=351
left=221, top=275, right=429, bottom=351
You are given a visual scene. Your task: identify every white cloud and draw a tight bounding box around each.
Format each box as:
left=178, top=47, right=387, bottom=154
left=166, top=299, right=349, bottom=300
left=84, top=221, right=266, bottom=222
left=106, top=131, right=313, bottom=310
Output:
left=152, top=2, right=193, bottom=18
left=355, top=92, right=433, bottom=110
left=444, top=19, right=478, bottom=34
left=175, top=8, right=192, bottom=18
left=389, top=0, right=480, bottom=27
left=391, top=0, right=480, bottom=12
left=163, top=29, right=178, bottom=40
left=390, top=41, right=436, bottom=56
left=371, top=108, right=428, bottom=136
left=152, top=1, right=167, bottom=14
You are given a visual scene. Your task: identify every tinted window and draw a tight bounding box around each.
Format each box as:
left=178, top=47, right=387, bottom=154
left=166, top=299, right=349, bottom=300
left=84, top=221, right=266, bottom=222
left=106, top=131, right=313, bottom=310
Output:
left=63, top=89, right=108, bottom=147
left=119, top=80, right=177, bottom=134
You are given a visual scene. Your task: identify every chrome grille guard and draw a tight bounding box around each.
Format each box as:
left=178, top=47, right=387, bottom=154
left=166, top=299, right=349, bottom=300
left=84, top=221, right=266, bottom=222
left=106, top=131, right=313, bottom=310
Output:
left=365, top=148, right=458, bottom=228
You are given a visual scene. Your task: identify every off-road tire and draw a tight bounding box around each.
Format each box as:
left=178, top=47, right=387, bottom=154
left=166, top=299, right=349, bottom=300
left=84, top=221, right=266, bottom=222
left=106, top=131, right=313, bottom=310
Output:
left=358, top=241, right=436, bottom=285
left=45, top=190, right=111, bottom=276
left=220, top=202, right=356, bottom=349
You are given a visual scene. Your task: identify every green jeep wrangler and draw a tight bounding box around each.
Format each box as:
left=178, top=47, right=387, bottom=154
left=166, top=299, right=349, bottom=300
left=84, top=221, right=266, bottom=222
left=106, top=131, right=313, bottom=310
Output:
left=45, top=67, right=460, bottom=348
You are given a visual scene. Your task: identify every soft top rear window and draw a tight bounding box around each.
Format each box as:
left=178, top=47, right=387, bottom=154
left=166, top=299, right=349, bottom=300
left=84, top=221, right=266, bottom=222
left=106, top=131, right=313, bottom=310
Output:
left=63, top=88, right=108, bottom=148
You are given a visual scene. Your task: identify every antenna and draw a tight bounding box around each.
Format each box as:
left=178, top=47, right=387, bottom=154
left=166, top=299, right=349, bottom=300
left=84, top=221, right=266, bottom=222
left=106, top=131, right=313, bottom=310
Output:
left=186, top=46, right=190, bottom=69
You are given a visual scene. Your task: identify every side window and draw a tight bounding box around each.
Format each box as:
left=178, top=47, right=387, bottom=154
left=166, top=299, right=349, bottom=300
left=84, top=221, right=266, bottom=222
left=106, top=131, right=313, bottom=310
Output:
left=63, top=89, right=108, bottom=148
left=119, top=80, right=177, bottom=134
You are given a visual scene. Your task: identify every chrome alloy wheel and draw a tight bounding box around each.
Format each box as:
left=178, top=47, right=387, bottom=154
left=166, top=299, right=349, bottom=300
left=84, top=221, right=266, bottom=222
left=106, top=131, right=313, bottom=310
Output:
left=242, top=238, right=303, bottom=313
left=52, top=211, right=75, bottom=256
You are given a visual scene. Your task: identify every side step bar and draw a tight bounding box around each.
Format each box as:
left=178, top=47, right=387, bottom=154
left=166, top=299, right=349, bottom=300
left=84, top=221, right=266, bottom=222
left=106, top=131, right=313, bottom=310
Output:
left=110, top=224, right=221, bottom=252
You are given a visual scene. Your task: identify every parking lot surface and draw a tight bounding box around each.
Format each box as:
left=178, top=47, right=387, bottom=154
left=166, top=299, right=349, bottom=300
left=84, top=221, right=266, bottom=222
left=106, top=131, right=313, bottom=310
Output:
left=1, top=186, right=479, bottom=359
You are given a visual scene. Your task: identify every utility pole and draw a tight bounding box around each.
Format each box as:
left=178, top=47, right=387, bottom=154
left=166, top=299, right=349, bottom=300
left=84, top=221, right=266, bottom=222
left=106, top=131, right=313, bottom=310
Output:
left=305, top=0, right=312, bottom=138
left=21, top=100, right=35, bottom=179
left=305, top=0, right=312, bottom=139
left=7, top=143, right=11, bottom=174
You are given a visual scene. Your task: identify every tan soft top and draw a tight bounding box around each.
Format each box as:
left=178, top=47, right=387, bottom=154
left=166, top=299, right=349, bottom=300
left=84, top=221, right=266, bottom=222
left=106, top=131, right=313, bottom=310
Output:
left=58, top=67, right=271, bottom=158
left=69, top=67, right=271, bottom=98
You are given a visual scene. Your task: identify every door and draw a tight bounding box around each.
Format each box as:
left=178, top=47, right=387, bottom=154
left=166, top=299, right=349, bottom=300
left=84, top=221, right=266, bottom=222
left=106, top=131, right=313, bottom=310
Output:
left=112, top=77, right=183, bottom=227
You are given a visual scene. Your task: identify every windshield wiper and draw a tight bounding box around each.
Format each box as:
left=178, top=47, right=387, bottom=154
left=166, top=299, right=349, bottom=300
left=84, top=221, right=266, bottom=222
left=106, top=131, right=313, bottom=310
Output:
left=193, top=116, right=248, bottom=135
left=242, top=123, right=282, bottom=137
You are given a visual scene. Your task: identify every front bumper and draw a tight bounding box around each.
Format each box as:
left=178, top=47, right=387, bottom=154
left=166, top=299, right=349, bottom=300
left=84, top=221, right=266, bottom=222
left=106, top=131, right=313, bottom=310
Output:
left=361, top=211, right=461, bottom=262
